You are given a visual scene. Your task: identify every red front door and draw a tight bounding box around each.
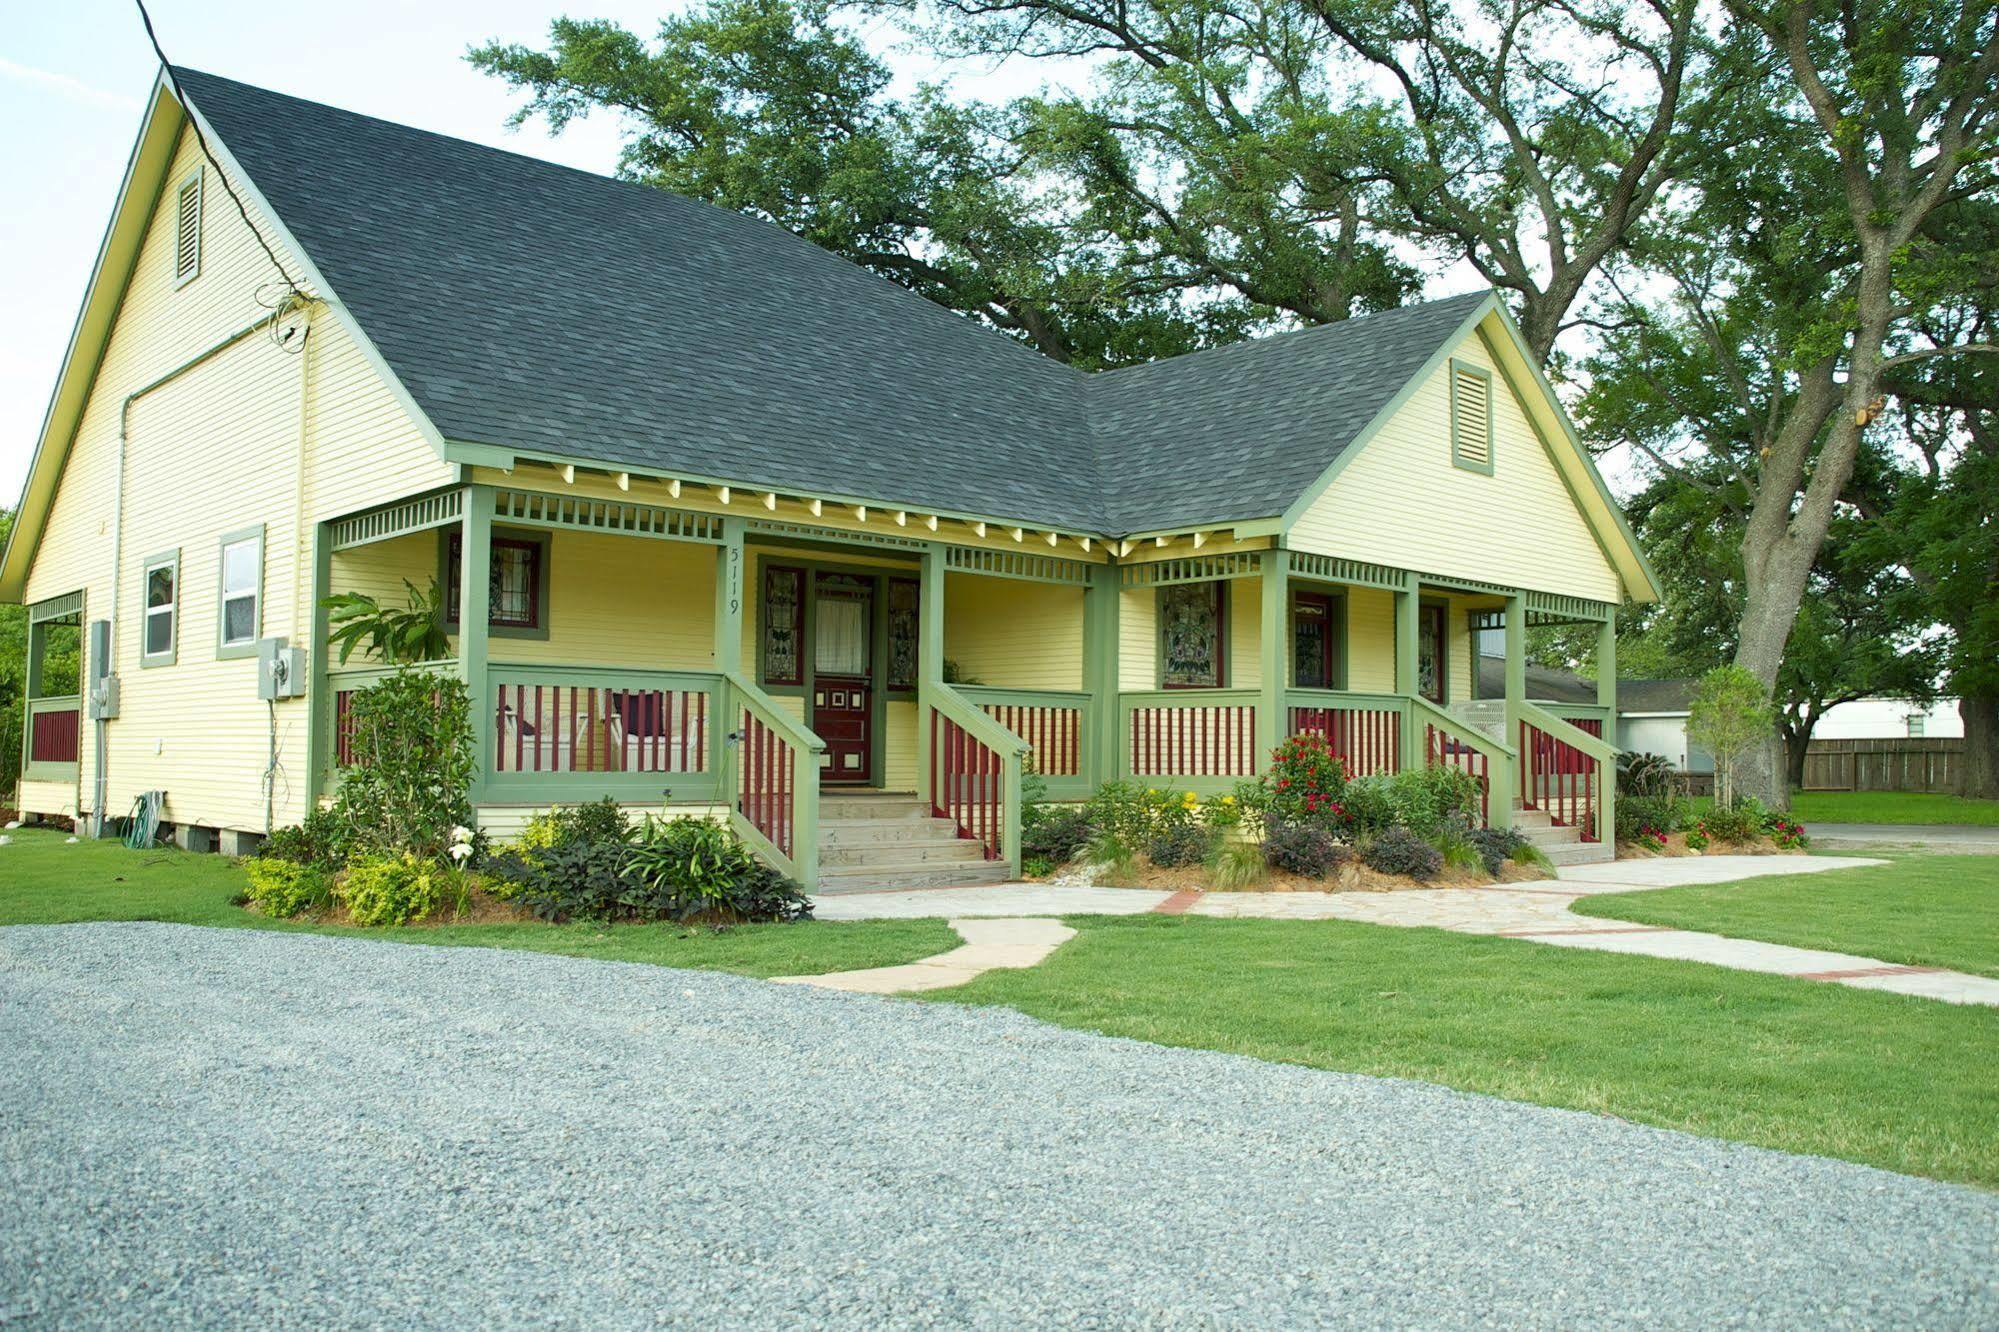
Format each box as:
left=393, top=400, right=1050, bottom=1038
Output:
left=812, top=573, right=874, bottom=785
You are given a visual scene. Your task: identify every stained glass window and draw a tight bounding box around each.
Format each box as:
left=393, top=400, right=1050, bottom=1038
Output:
left=1417, top=604, right=1446, bottom=703
left=762, top=565, right=804, bottom=685
left=1292, top=592, right=1336, bottom=689
left=1160, top=582, right=1225, bottom=688
left=887, top=578, right=920, bottom=690
left=447, top=533, right=543, bottom=629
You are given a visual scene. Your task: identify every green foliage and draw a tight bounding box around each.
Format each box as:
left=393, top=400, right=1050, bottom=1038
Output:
left=1464, top=825, right=1528, bottom=878
left=322, top=579, right=451, bottom=666
left=1617, top=752, right=1680, bottom=800
left=1145, top=821, right=1216, bottom=868
left=1084, top=829, right=1138, bottom=886
left=1203, top=839, right=1269, bottom=891
left=335, top=668, right=475, bottom=861
left=1022, top=855, right=1056, bottom=878
left=1022, top=805, right=1095, bottom=866
left=242, top=858, right=330, bottom=919
left=1264, top=733, right=1348, bottom=828
left=1688, top=666, right=1774, bottom=810
left=1339, top=767, right=1482, bottom=841
left=1262, top=822, right=1347, bottom=878
left=1361, top=828, right=1443, bottom=881
left=260, top=808, right=351, bottom=872
left=1617, top=795, right=1680, bottom=847
left=1433, top=818, right=1483, bottom=873
left=1083, top=781, right=1155, bottom=846
left=488, top=814, right=808, bottom=923
left=340, top=853, right=448, bottom=927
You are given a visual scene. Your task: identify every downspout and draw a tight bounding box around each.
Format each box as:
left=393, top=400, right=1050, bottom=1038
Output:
left=99, top=313, right=281, bottom=835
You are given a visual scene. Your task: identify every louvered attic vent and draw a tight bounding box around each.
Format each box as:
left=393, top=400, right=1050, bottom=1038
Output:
left=173, top=170, right=202, bottom=286
left=1450, top=362, right=1492, bottom=472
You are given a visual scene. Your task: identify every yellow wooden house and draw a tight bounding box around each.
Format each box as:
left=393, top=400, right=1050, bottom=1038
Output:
left=3, top=69, right=1656, bottom=889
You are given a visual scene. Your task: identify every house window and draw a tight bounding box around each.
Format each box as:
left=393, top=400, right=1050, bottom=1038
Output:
left=1907, top=715, right=1925, bottom=739
left=142, top=551, right=179, bottom=667
left=445, top=532, right=546, bottom=631
left=217, top=527, right=263, bottom=658
left=173, top=169, right=203, bottom=287
left=1160, top=582, right=1226, bottom=689
left=1292, top=591, right=1340, bottom=690
left=762, top=564, right=805, bottom=686
left=1450, top=359, right=1493, bottom=473
left=1416, top=603, right=1447, bottom=704
left=887, top=577, right=920, bottom=691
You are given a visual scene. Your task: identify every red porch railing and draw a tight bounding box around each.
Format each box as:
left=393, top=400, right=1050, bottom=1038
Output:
left=1425, top=722, right=1490, bottom=827
left=1520, top=717, right=1599, bottom=842
left=932, top=710, right=1005, bottom=859
left=1128, top=702, right=1258, bottom=779
left=977, top=702, right=1082, bottom=778
left=493, top=683, right=709, bottom=775
left=333, top=689, right=357, bottom=767
left=27, top=703, right=80, bottom=765
left=738, top=707, right=798, bottom=859
left=1290, top=703, right=1402, bottom=778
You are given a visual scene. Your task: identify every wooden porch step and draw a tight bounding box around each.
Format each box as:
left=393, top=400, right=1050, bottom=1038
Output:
left=1540, top=841, right=1615, bottom=866
left=819, top=793, right=929, bottom=821
left=1517, top=823, right=1582, bottom=847
left=819, top=837, right=990, bottom=868
left=818, top=817, right=963, bottom=847
left=814, top=859, right=1015, bottom=894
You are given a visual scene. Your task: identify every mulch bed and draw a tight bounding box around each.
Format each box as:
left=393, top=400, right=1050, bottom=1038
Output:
left=1615, top=833, right=1807, bottom=859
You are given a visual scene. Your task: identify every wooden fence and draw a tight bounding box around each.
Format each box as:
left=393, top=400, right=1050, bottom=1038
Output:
left=1801, top=739, right=1963, bottom=793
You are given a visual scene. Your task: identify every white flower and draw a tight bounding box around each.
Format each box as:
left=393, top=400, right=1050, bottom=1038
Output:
left=0, top=836, right=11, bottom=846
left=448, top=842, right=473, bottom=863
left=450, top=825, right=473, bottom=843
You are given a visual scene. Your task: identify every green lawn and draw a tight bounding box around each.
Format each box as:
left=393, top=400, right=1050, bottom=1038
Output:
left=0, top=831, right=955, bottom=978
left=1791, top=790, right=1999, bottom=825
left=1575, top=855, right=1999, bottom=979
left=934, top=913, right=1999, bottom=1188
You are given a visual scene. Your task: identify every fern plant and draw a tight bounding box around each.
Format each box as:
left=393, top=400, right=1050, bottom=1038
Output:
left=322, top=579, right=451, bottom=665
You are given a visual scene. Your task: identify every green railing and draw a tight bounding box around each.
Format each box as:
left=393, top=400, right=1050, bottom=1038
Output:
left=1510, top=698, right=1617, bottom=845
left=1121, top=688, right=1261, bottom=794
left=722, top=669, right=827, bottom=891
left=921, top=680, right=1030, bottom=873
left=486, top=664, right=724, bottom=805
left=1285, top=689, right=1408, bottom=778
left=952, top=686, right=1093, bottom=800
left=1409, top=695, right=1515, bottom=828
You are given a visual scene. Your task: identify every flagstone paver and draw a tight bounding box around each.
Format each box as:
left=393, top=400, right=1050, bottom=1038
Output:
left=810, top=855, right=1999, bottom=1004
left=772, top=917, right=1077, bottom=993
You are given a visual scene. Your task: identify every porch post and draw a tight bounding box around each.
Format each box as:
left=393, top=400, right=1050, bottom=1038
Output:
left=1596, top=610, right=1617, bottom=844
left=916, top=543, right=946, bottom=805
left=1257, top=549, right=1289, bottom=770
left=1082, top=560, right=1120, bottom=790
left=713, top=524, right=744, bottom=798
left=1502, top=590, right=1527, bottom=822
left=304, top=520, right=332, bottom=804
left=458, top=485, right=494, bottom=807
left=1393, top=571, right=1419, bottom=768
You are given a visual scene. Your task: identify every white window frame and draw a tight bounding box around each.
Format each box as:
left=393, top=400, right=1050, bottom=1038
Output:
left=173, top=168, right=203, bottom=288
left=216, top=525, right=265, bottom=659
left=141, top=550, right=180, bottom=668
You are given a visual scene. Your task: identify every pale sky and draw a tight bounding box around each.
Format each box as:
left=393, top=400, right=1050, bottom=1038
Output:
left=2, top=2, right=1608, bottom=506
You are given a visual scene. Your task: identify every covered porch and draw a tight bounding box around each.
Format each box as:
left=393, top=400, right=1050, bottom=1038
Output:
left=308, top=479, right=1618, bottom=891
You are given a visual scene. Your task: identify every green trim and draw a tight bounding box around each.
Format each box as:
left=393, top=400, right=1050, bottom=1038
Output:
left=307, top=521, right=333, bottom=802
left=1473, top=312, right=1662, bottom=603
left=1119, top=550, right=1265, bottom=590
left=139, top=548, right=179, bottom=669
left=437, top=524, right=553, bottom=643
left=1447, top=356, right=1495, bottom=475
left=214, top=523, right=264, bottom=660
left=27, top=591, right=84, bottom=624
left=457, top=486, right=494, bottom=803
left=1257, top=550, right=1289, bottom=767
left=330, top=489, right=465, bottom=550
left=1083, top=560, right=1121, bottom=787
left=1277, top=293, right=1500, bottom=532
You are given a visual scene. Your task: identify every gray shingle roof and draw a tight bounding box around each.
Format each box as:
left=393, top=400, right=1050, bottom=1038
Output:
left=175, top=68, right=1488, bottom=538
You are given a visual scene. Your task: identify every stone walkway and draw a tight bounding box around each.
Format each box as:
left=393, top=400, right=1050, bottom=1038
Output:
left=772, top=917, right=1076, bottom=993
left=812, top=855, right=1999, bottom=1005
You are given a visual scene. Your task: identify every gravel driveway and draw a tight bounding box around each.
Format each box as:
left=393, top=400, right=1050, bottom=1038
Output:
left=2, top=923, right=1994, bottom=1329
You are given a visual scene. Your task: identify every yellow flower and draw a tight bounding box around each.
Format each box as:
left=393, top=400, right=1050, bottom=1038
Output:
left=1221, top=795, right=1236, bottom=805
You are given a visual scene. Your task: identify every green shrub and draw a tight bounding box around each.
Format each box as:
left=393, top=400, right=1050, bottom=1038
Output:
left=242, top=857, right=329, bottom=919
left=1465, top=825, right=1529, bottom=877
left=1434, top=819, right=1484, bottom=873
left=1146, top=821, right=1216, bottom=868
left=1616, top=795, right=1680, bottom=844
left=1262, top=821, right=1348, bottom=877
left=340, top=854, right=447, bottom=926
left=1265, top=733, right=1348, bottom=828
left=1205, top=839, right=1269, bottom=890
left=1084, top=781, right=1155, bottom=846
left=625, top=816, right=810, bottom=922
left=261, top=807, right=351, bottom=871
left=336, top=668, right=475, bottom=861
left=1023, top=805, right=1095, bottom=865
left=1694, top=803, right=1760, bottom=844
left=1363, top=827, right=1444, bottom=881
left=1085, top=829, right=1139, bottom=885
left=1022, top=855, right=1056, bottom=877
left=1617, top=751, right=1679, bottom=799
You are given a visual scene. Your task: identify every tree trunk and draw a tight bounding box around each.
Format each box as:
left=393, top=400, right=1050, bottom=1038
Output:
left=1785, top=721, right=1813, bottom=791
left=1731, top=535, right=1818, bottom=810
left=1962, top=693, right=1999, bottom=800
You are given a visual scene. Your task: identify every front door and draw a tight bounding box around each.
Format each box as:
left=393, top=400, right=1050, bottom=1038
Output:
left=812, top=573, right=874, bottom=785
